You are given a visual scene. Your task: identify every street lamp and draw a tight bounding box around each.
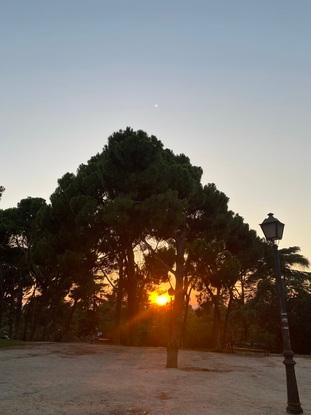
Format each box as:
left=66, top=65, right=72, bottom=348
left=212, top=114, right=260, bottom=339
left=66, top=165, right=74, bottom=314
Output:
left=260, top=213, right=303, bottom=414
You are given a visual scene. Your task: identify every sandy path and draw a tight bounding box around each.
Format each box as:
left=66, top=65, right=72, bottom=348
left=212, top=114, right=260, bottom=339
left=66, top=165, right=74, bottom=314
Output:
left=0, top=343, right=310, bottom=415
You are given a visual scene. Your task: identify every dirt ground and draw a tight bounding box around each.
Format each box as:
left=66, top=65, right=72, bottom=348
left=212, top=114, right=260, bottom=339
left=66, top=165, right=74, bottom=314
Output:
left=0, top=343, right=310, bottom=415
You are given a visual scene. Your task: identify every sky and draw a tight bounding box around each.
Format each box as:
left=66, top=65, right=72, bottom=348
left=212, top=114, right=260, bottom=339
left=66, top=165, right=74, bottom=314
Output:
left=0, top=1, right=310, bottom=261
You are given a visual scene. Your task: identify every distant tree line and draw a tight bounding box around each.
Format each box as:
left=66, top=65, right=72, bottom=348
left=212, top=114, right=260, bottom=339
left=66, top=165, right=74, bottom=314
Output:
left=0, top=128, right=310, bottom=366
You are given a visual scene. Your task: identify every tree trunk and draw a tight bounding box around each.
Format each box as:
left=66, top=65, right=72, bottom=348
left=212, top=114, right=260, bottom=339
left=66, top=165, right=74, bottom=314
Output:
left=61, top=298, right=78, bottom=340
left=166, top=234, right=185, bottom=368
left=113, top=256, right=124, bottom=344
left=125, top=245, right=137, bottom=345
left=23, top=285, right=36, bottom=341
left=14, top=283, right=24, bottom=339
left=8, top=301, right=14, bottom=339
left=181, top=287, right=192, bottom=348
left=212, top=287, right=221, bottom=350
left=29, top=296, right=39, bottom=341
left=222, top=289, right=233, bottom=350
left=0, top=292, right=3, bottom=329
left=0, top=278, right=4, bottom=329
left=240, top=275, right=245, bottom=305
left=22, top=309, right=30, bottom=341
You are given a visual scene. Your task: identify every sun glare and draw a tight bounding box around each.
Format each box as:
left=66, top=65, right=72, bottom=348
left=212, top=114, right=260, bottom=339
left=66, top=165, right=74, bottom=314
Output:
left=149, top=292, right=171, bottom=306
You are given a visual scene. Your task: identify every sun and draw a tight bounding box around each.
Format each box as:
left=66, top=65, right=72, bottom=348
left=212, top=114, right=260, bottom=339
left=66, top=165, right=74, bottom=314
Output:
left=149, top=292, right=171, bottom=306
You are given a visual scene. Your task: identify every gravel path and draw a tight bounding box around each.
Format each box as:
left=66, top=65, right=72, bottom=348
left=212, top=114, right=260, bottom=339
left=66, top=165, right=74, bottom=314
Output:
left=0, top=343, right=310, bottom=415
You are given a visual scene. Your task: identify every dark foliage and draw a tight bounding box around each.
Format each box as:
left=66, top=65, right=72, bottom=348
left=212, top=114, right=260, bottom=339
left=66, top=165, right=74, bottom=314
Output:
left=0, top=131, right=310, bottom=358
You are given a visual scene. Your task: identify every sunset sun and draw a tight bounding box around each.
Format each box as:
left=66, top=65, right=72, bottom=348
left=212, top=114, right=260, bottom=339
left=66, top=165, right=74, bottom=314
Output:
left=149, top=292, right=171, bottom=306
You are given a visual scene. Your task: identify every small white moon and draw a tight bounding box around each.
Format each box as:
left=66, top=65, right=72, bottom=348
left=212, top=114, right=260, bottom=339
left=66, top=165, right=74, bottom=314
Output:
left=154, top=104, right=159, bottom=108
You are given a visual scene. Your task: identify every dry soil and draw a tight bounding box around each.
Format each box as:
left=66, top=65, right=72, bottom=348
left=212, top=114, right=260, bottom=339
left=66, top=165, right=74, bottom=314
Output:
left=0, top=343, right=310, bottom=415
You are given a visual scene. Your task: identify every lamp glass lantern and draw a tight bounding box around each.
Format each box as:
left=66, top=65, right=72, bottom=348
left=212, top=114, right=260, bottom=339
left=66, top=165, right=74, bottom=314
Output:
left=260, top=213, right=285, bottom=242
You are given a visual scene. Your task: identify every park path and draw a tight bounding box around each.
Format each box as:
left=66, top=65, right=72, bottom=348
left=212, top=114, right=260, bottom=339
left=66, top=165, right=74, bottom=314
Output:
left=0, top=343, right=310, bottom=415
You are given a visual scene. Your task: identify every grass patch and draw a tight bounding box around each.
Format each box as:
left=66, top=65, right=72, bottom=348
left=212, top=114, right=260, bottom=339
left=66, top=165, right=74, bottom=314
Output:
left=0, top=339, right=25, bottom=348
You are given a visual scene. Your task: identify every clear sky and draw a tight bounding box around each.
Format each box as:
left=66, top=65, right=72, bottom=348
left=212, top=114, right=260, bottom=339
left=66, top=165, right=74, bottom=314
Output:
left=1, top=1, right=310, bottom=261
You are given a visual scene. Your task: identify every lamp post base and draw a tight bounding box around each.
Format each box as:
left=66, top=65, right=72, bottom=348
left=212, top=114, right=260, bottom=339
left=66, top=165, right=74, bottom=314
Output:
left=283, top=352, right=303, bottom=413
left=287, top=403, right=303, bottom=414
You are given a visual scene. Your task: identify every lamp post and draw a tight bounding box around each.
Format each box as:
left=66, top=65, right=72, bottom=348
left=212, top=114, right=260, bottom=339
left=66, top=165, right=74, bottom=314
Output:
left=260, top=213, right=303, bottom=414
